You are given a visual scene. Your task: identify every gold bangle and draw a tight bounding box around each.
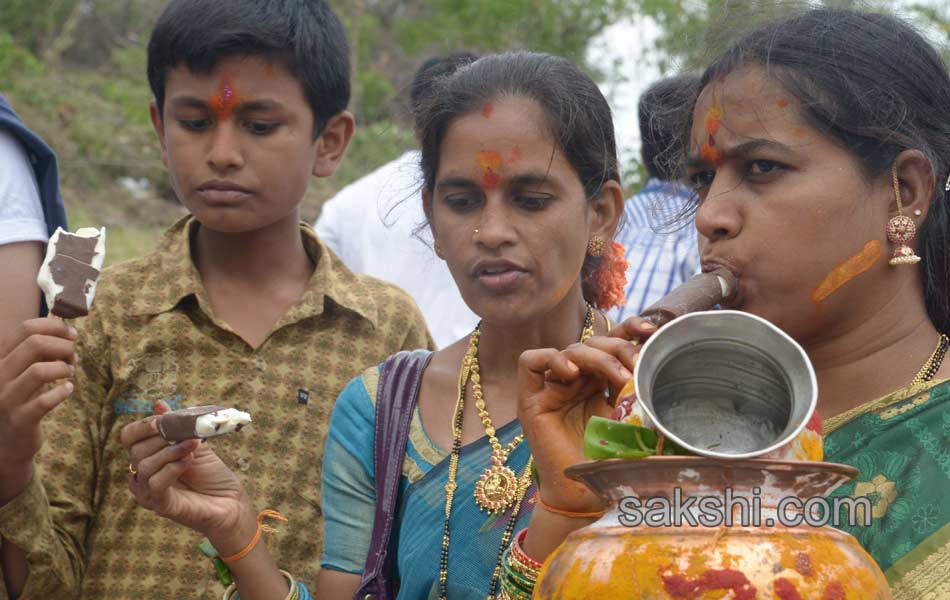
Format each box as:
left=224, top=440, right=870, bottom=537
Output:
left=535, top=492, right=605, bottom=519
left=222, top=569, right=298, bottom=600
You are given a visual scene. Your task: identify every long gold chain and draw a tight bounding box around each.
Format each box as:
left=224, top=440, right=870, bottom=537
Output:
left=438, top=304, right=597, bottom=599
left=910, top=334, right=949, bottom=386
left=471, top=305, right=595, bottom=513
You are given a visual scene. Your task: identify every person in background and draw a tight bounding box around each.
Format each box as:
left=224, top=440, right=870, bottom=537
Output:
left=0, top=93, right=69, bottom=330
left=609, top=74, right=702, bottom=322
left=315, top=53, right=480, bottom=348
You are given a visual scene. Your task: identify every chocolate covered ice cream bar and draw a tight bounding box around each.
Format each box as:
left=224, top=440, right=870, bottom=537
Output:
left=158, top=406, right=252, bottom=442
left=36, top=227, right=106, bottom=318
left=639, top=268, right=738, bottom=327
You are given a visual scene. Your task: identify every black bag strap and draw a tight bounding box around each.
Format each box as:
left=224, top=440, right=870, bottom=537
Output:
left=354, top=349, right=433, bottom=600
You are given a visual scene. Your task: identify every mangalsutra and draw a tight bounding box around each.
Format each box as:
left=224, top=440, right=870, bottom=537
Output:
left=910, top=334, right=949, bottom=386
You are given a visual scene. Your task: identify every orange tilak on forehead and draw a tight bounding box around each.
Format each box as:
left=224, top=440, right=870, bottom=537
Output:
left=476, top=150, right=503, bottom=189
left=700, top=104, right=725, bottom=167
left=209, top=79, right=241, bottom=120
left=810, top=240, right=883, bottom=304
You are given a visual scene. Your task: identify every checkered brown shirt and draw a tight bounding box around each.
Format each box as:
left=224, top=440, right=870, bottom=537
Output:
left=0, top=216, right=434, bottom=599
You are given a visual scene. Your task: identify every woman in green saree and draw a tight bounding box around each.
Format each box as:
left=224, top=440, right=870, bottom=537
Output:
left=512, top=8, right=950, bottom=600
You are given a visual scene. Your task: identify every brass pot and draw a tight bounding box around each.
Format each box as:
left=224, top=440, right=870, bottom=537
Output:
left=535, top=457, right=891, bottom=599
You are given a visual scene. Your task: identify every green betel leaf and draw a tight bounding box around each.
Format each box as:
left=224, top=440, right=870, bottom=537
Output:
left=584, top=415, right=657, bottom=460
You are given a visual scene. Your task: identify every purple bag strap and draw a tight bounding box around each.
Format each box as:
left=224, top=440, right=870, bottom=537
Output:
left=354, top=349, right=433, bottom=600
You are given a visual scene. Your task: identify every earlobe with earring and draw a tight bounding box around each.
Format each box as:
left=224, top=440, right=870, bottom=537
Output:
left=887, top=165, right=922, bottom=266
left=587, top=236, right=606, bottom=257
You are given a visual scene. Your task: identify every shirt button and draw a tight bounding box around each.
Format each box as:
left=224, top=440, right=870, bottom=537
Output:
left=236, top=457, right=251, bottom=472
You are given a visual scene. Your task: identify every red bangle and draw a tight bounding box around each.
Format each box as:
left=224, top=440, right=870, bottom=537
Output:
left=512, top=529, right=544, bottom=571
left=534, top=492, right=606, bottom=519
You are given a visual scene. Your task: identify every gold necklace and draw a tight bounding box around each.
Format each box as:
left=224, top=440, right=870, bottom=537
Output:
left=910, top=334, right=949, bottom=386
left=471, top=304, right=595, bottom=513
left=440, top=346, right=534, bottom=600
left=438, top=303, right=596, bottom=600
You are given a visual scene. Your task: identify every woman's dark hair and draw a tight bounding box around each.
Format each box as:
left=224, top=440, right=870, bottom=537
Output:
left=147, top=0, right=350, bottom=137
left=695, top=8, right=950, bottom=332
left=416, top=52, right=621, bottom=306
left=640, top=74, right=701, bottom=181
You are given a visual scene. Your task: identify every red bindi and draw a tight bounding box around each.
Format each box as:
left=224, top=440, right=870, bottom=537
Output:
left=209, top=80, right=241, bottom=120
left=482, top=103, right=494, bottom=118
left=476, top=150, right=503, bottom=189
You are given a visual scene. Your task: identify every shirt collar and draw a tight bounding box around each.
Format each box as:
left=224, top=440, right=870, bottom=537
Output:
left=128, top=216, right=378, bottom=328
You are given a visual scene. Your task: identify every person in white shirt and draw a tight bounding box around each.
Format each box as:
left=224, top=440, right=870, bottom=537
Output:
left=609, top=74, right=703, bottom=323
left=316, top=53, right=479, bottom=348
left=0, top=130, right=51, bottom=333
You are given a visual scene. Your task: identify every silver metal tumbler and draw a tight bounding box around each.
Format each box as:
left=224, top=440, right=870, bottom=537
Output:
left=633, top=310, right=817, bottom=459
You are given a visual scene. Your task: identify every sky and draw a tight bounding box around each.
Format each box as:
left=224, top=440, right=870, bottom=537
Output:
left=592, top=1, right=948, bottom=168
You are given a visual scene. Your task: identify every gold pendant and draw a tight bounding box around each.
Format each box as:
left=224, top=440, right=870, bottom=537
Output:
left=474, top=449, right=518, bottom=512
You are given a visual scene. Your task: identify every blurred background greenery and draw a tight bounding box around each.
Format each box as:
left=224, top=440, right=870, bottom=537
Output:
left=1, top=0, right=946, bottom=266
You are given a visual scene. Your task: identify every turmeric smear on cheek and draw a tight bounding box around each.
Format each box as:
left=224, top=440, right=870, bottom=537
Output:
left=810, top=240, right=882, bottom=303
left=476, top=150, right=503, bottom=189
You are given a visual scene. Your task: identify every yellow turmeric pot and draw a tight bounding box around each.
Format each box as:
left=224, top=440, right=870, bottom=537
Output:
left=535, top=457, right=890, bottom=600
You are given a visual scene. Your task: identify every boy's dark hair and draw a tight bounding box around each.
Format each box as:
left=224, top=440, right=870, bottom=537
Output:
left=696, top=8, right=950, bottom=332
left=639, top=74, right=700, bottom=181
left=416, top=51, right=620, bottom=308
left=147, top=0, right=350, bottom=136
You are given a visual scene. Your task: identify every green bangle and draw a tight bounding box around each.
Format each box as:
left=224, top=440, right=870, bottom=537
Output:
left=504, top=564, right=537, bottom=593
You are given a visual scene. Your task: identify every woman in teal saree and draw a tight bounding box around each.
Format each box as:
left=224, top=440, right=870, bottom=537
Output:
left=826, top=379, right=950, bottom=598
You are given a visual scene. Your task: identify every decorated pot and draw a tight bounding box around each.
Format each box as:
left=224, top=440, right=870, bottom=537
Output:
left=534, top=457, right=891, bottom=599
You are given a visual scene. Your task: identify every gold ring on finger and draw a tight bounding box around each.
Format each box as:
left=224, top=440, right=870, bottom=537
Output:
left=128, top=463, right=138, bottom=475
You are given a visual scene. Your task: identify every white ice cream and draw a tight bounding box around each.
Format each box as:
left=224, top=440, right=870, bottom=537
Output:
left=194, top=408, right=252, bottom=438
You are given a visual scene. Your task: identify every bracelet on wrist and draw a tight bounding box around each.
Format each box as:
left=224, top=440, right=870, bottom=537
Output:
left=222, top=569, right=301, bottom=600
left=220, top=509, right=288, bottom=564
left=534, top=492, right=605, bottom=519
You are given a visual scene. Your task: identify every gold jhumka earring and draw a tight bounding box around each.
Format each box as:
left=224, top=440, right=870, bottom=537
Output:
left=886, top=165, right=922, bottom=266
left=587, top=236, right=606, bottom=257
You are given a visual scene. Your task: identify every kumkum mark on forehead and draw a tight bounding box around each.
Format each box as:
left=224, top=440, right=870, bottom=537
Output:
left=700, top=105, right=725, bottom=167
left=476, top=150, right=503, bottom=189
left=209, top=80, right=241, bottom=120
left=810, top=240, right=883, bottom=304
left=482, top=103, right=494, bottom=118
left=705, top=105, right=723, bottom=135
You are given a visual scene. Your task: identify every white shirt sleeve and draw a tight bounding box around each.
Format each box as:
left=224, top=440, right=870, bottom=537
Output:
left=0, top=128, right=47, bottom=245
